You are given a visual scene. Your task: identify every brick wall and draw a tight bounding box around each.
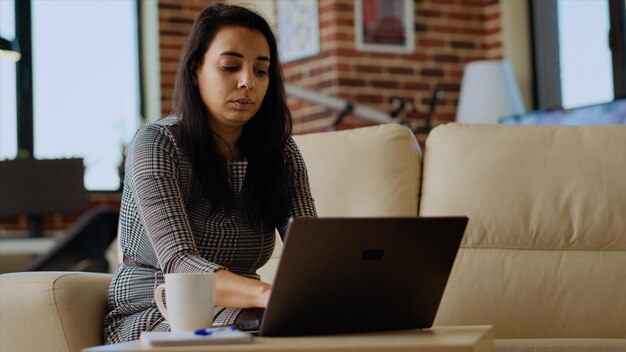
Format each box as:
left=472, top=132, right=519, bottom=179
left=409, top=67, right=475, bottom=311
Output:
left=157, top=0, right=502, bottom=134
left=158, top=0, right=217, bottom=116
left=284, top=0, right=502, bottom=134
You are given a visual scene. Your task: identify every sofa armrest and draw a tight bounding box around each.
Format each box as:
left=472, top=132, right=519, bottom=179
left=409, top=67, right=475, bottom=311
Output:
left=0, top=271, right=112, bottom=352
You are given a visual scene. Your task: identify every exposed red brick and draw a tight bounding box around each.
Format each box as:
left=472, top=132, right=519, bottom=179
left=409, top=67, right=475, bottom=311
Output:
left=407, top=53, right=430, bottom=61
left=356, top=94, right=384, bottom=104
left=388, top=66, right=414, bottom=75
left=439, top=83, right=462, bottom=92
left=324, top=32, right=350, bottom=41
left=161, top=56, right=180, bottom=63
left=450, top=40, right=476, bottom=49
left=317, top=80, right=335, bottom=89
left=335, top=48, right=358, bottom=57
left=483, top=41, right=502, bottom=50
left=287, top=72, right=303, bottom=81
left=433, top=54, right=460, bottom=63
left=479, top=12, right=501, bottom=21
left=336, top=18, right=353, bottom=26
left=298, top=110, right=334, bottom=123
left=288, top=100, right=306, bottom=110
left=460, top=0, right=494, bottom=7
left=333, top=63, right=351, bottom=72
left=372, top=80, right=399, bottom=89
left=338, top=78, right=366, bottom=86
left=320, top=18, right=354, bottom=28
left=403, top=82, right=430, bottom=91
left=420, top=68, right=445, bottom=77
left=414, top=22, right=428, bottom=32
left=485, top=26, right=501, bottom=35
left=168, top=17, right=195, bottom=24
left=450, top=69, right=464, bottom=78
left=417, top=9, right=443, bottom=17
left=160, top=43, right=183, bottom=49
left=159, top=2, right=182, bottom=10
left=431, top=25, right=462, bottom=34
left=447, top=12, right=474, bottom=21
left=464, top=55, right=487, bottom=62
left=310, top=66, right=331, bottom=77
left=354, top=65, right=380, bottom=73
left=418, top=38, right=445, bottom=47
left=326, top=1, right=352, bottom=13
left=464, top=27, right=487, bottom=35
left=436, top=112, right=456, bottom=121
left=159, top=28, right=191, bottom=37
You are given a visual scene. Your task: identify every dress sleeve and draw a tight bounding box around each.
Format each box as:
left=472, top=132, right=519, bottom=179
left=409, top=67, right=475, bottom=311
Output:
left=129, top=124, right=225, bottom=273
left=277, top=137, right=318, bottom=240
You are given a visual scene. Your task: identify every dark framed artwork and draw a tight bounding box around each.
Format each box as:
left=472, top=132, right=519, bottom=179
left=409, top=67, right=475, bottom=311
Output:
left=354, top=0, right=415, bottom=54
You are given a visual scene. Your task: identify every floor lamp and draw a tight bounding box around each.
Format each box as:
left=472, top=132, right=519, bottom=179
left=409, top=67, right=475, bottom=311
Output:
left=456, top=60, right=525, bottom=124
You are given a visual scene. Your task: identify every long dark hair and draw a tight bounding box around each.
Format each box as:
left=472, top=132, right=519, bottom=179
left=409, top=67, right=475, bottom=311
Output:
left=173, top=3, right=292, bottom=226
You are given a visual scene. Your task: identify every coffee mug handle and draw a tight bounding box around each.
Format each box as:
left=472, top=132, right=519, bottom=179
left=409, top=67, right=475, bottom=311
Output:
left=154, top=284, right=168, bottom=321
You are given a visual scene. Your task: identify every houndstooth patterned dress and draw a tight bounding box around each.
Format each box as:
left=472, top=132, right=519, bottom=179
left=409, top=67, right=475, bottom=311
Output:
left=103, top=116, right=317, bottom=344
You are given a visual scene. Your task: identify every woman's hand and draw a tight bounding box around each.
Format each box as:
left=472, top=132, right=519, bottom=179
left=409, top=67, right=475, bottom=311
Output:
left=214, top=269, right=272, bottom=308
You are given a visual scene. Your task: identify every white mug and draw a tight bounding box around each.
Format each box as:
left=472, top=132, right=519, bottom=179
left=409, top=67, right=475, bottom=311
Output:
left=154, top=272, right=215, bottom=332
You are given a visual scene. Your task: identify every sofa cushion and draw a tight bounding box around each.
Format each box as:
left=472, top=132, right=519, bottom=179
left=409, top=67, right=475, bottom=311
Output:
left=0, top=271, right=112, bottom=352
left=294, top=123, right=422, bottom=217
left=258, top=124, right=422, bottom=283
left=420, top=123, right=626, bottom=338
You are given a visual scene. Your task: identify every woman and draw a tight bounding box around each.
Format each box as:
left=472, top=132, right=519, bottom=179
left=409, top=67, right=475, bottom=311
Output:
left=103, top=3, right=316, bottom=344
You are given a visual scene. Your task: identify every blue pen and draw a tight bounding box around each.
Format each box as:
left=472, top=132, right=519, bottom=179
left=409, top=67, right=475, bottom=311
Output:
left=194, top=325, right=236, bottom=336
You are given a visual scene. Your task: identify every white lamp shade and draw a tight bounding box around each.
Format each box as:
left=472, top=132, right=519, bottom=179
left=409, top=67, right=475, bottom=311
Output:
left=456, top=60, right=525, bottom=124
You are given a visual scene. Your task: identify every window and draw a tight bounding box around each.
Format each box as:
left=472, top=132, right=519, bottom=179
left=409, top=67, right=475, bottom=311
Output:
left=531, top=0, right=625, bottom=110
left=558, top=0, right=613, bottom=108
left=0, top=0, right=18, bottom=160
left=1, top=0, right=141, bottom=191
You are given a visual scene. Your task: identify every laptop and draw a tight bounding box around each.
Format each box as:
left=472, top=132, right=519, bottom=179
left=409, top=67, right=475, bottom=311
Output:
left=256, top=216, right=468, bottom=336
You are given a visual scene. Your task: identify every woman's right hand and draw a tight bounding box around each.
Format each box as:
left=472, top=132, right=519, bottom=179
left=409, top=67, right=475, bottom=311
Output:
left=214, top=269, right=272, bottom=308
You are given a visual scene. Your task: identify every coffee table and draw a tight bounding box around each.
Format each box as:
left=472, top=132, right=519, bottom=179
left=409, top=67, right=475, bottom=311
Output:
left=83, top=325, right=493, bottom=352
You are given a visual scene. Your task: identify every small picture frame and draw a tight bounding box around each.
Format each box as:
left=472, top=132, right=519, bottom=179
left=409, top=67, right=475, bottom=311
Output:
left=354, top=0, right=415, bottom=54
left=277, top=0, right=320, bottom=62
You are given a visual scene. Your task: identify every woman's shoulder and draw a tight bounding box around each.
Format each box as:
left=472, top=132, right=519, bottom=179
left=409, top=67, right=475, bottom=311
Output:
left=284, top=135, right=306, bottom=164
left=127, top=115, right=186, bottom=162
left=285, top=135, right=299, bottom=153
left=133, top=115, right=182, bottom=145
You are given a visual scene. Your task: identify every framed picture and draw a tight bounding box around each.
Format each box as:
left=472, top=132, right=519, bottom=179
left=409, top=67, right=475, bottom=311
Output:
left=354, top=0, right=415, bottom=54
left=277, top=0, right=320, bottom=62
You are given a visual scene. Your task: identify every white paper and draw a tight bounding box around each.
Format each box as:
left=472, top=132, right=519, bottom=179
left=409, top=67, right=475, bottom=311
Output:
left=140, top=329, right=253, bottom=347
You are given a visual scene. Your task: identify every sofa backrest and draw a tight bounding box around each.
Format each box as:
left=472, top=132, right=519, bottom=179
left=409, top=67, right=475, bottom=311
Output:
left=420, top=123, right=626, bottom=338
left=257, top=124, right=422, bottom=282
left=0, top=271, right=112, bottom=352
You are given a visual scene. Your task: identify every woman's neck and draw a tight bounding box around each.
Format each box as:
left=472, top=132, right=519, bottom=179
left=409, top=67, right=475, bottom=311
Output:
left=211, top=130, right=242, bottom=161
left=207, top=119, right=245, bottom=160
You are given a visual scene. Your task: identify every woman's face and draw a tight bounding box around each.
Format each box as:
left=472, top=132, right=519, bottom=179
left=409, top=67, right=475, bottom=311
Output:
left=196, top=26, right=270, bottom=134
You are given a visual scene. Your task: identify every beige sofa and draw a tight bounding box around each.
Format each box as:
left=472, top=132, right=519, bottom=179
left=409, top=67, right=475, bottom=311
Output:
left=1, top=123, right=625, bottom=352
